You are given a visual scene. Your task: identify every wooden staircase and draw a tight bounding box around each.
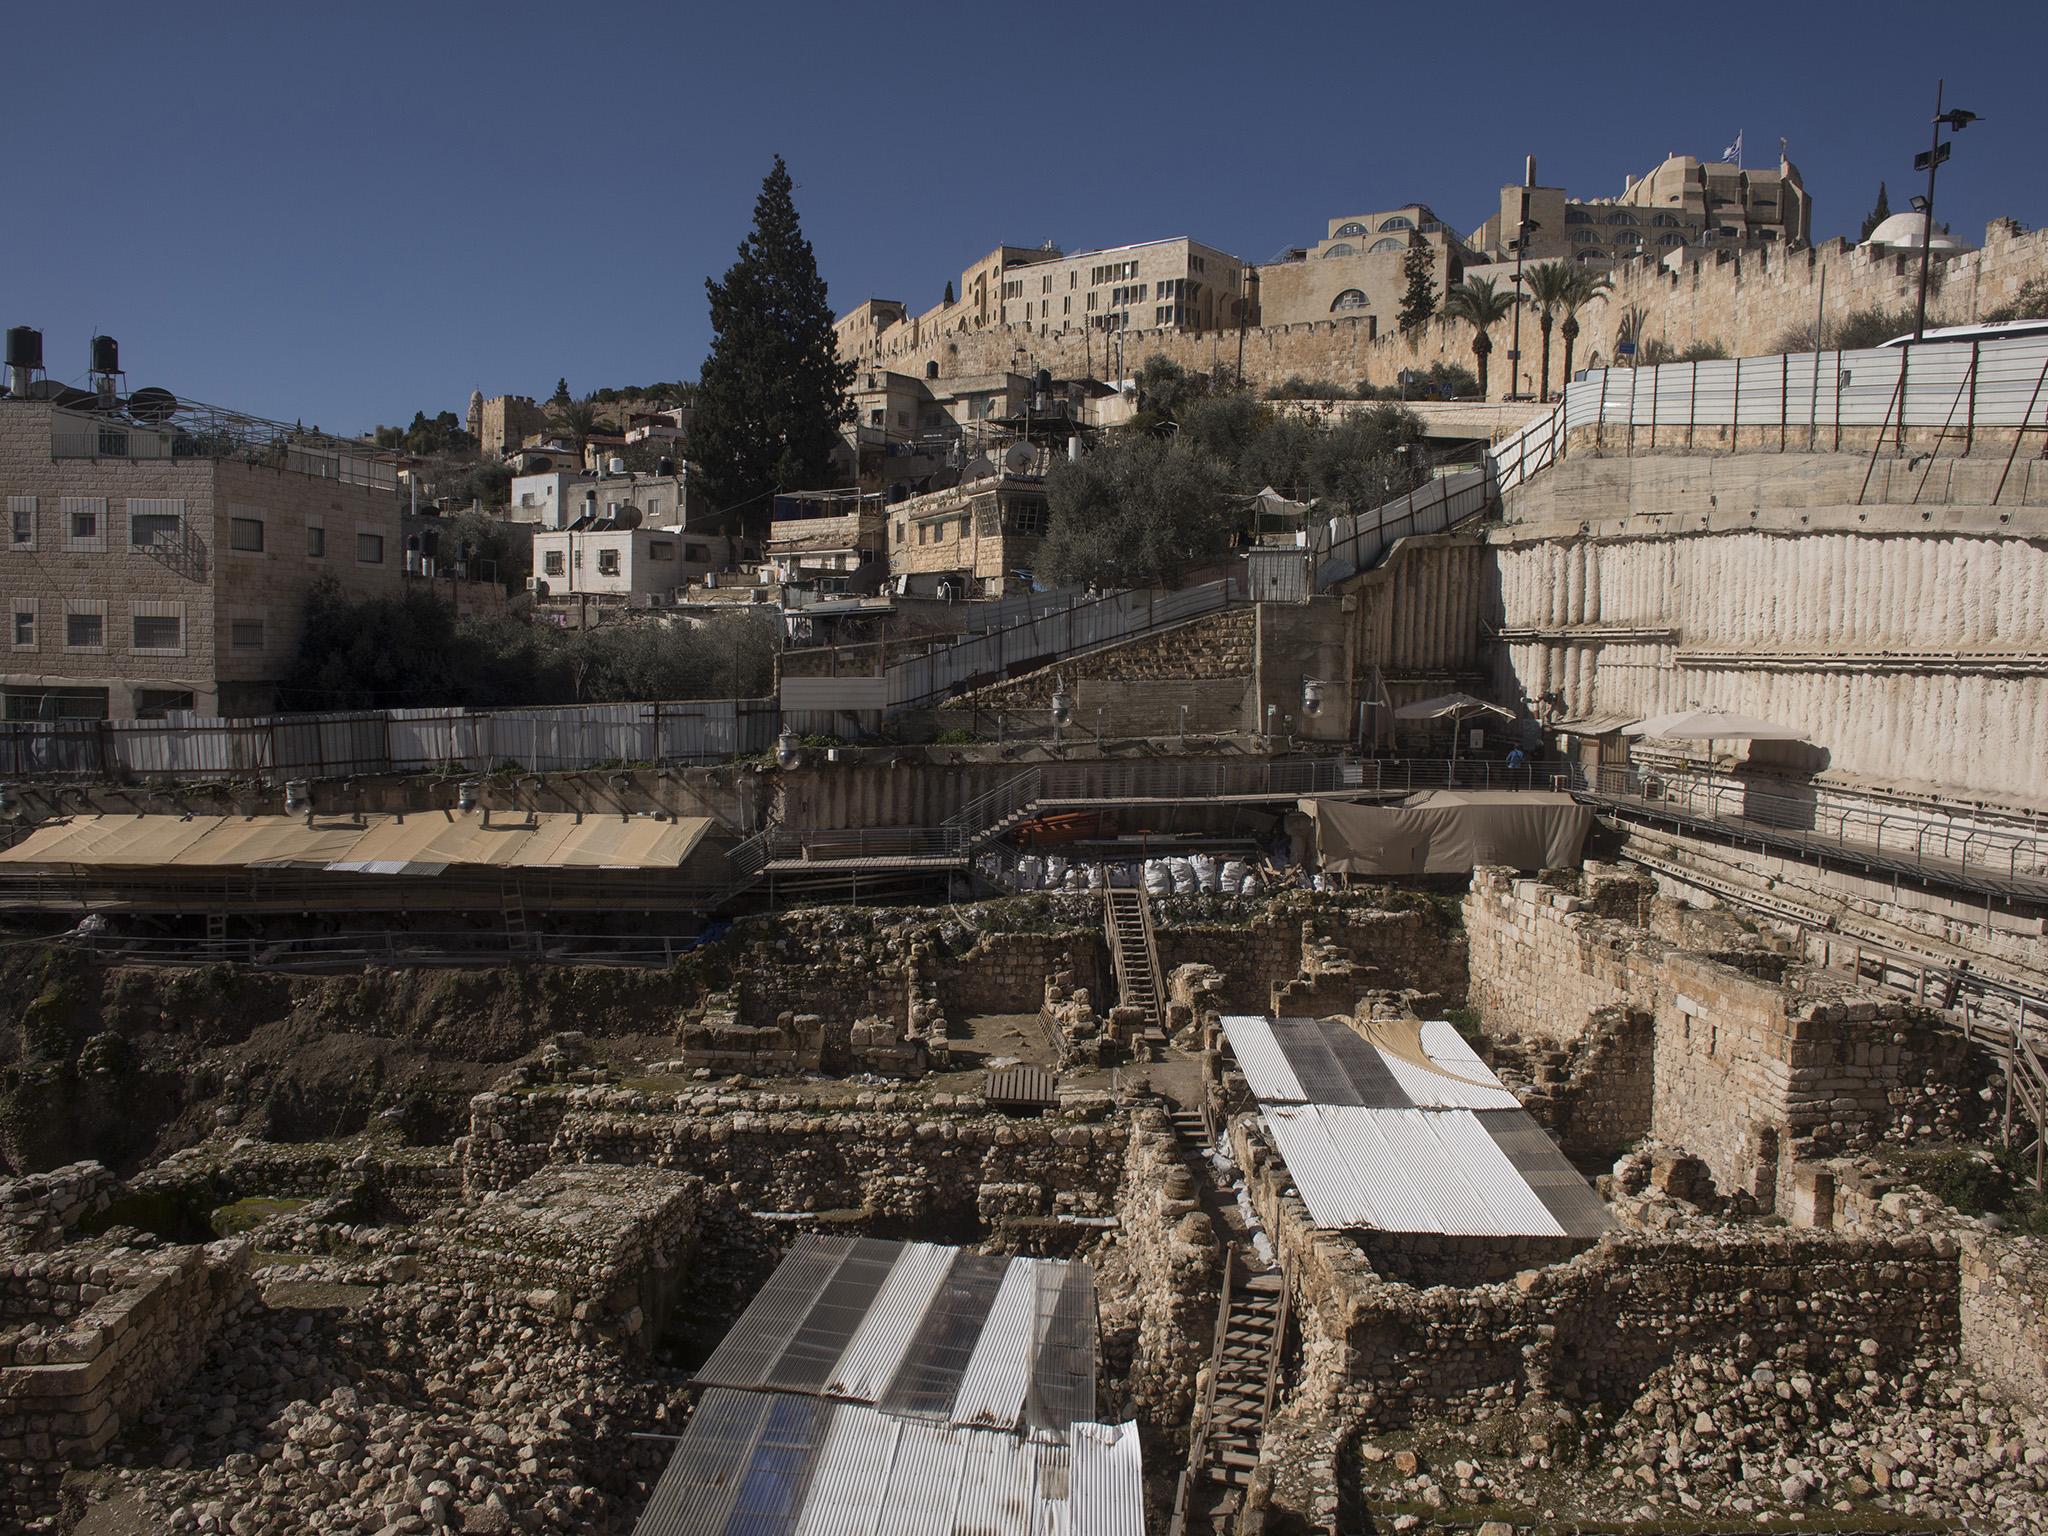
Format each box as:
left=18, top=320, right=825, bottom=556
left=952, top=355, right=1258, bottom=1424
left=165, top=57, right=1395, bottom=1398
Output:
left=1105, top=887, right=1168, bottom=1058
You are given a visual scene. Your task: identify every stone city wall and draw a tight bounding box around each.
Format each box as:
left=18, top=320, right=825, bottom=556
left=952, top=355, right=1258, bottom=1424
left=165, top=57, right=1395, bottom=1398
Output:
left=845, top=223, right=2048, bottom=402
left=1956, top=1231, right=2048, bottom=1410
left=1, top=1236, right=253, bottom=1526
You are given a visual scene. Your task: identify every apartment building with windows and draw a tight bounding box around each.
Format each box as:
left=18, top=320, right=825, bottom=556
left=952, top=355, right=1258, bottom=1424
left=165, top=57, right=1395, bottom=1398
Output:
left=1255, top=203, right=1472, bottom=329
left=1471, top=153, right=1811, bottom=266
left=530, top=522, right=733, bottom=605
left=0, top=395, right=403, bottom=720
left=885, top=468, right=1051, bottom=597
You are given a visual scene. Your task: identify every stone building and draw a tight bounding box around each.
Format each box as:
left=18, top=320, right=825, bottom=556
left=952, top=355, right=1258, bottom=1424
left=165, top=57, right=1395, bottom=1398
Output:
left=1471, top=152, right=1811, bottom=267
left=764, top=490, right=886, bottom=587
left=836, top=236, right=1251, bottom=378
left=0, top=396, right=403, bottom=720
left=531, top=522, right=732, bottom=604
left=470, top=393, right=549, bottom=459
left=885, top=469, right=1050, bottom=595
left=1254, top=202, right=1470, bottom=330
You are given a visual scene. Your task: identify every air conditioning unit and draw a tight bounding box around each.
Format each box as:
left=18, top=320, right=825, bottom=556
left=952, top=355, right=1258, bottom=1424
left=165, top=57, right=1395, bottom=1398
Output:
left=524, top=575, right=540, bottom=591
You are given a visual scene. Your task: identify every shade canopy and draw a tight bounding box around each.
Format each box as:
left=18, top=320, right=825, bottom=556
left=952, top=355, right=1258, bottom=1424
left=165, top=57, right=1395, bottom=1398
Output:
left=1623, top=709, right=1808, bottom=742
left=1394, top=692, right=1515, bottom=722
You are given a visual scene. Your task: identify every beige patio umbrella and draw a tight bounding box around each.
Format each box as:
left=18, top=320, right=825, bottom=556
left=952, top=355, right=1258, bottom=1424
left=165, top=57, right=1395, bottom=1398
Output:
left=1623, top=709, right=1807, bottom=741
left=1394, top=692, right=1515, bottom=770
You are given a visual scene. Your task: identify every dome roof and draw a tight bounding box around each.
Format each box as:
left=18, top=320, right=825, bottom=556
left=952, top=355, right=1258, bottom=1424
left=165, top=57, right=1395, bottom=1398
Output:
left=1862, top=211, right=1975, bottom=254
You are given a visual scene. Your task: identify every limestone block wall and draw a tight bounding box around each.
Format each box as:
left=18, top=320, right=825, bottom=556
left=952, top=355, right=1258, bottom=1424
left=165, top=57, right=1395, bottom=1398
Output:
left=845, top=223, right=2048, bottom=402
left=1463, top=867, right=1983, bottom=1209
left=934, top=927, right=1106, bottom=1017
left=940, top=607, right=1256, bottom=712
left=1155, top=895, right=1463, bottom=1014
left=1956, top=1232, right=2048, bottom=1408
left=0, top=1161, right=117, bottom=1256
left=0, top=1236, right=252, bottom=1526
left=1490, top=456, right=2048, bottom=804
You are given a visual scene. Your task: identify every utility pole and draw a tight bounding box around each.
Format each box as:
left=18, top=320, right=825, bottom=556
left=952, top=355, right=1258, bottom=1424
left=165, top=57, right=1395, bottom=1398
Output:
left=1912, top=80, right=1979, bottom=343
left=1506, top=158, right=1537, bottom=400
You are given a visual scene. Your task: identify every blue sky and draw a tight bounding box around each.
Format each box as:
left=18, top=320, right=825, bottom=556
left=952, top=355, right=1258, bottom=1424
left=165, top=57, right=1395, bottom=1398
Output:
left=4, top=1, right=2040, bottom=433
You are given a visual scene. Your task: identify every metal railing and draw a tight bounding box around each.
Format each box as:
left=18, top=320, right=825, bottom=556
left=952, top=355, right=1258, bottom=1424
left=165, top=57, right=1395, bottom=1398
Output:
left=59, top=927, right=711, bottom=970
left=1583, top=763, right=2048, bottom=889
left=0, top=697, right=781, bottom=780
left=1486, top=333, right=2048, bottom=501
left=1313, top=466, right=1494, bottom=589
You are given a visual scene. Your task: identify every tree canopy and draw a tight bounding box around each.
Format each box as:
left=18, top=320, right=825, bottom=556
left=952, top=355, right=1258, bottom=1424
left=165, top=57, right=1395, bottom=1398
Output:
left=1398, top=246, right=1438, bottom=332
left=373, top=410, right=475, bottom=456
left=1038, top=364, right=1426, bottom=589
left=689, top=156, right=853, bottom=533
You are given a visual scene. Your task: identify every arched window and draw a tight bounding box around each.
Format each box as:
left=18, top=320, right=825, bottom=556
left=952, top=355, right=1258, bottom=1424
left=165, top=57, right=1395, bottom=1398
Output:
left=1333, top=221, right=1369, bottom=238
left=1565, top=208, right=1593, bottom=225
left=1652, top=212, right=1680, bottom=228
left=1378, top=215, right=1414, bottom=231
left=1575, top=249, right=1607, bottom=264
left=1607, top=210, right=1639, bottom=226
left=1369, top=236, right=1405, bottom=253
left=925, top=360, right=939, bottom=379
left=1322, top=243, right=1355, bottom=258
left=1330, top=289, right=1370, bottom=312
left=1659, top=233, right=1684, bottom=245
left=1570, top=229, right=1600, bottom=243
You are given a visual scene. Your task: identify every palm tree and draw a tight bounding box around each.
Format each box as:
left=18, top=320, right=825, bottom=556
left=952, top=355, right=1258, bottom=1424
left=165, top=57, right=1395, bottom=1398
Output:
left=1613, top=303, right=1650, bottom=370
left=1521, top=262, right=1576, bottom=403
left=547, top=396, right=614, bottom=465
left=1558, top=270, right=1615, bottom=388
left=1440, top=276, right=1518, bottom=399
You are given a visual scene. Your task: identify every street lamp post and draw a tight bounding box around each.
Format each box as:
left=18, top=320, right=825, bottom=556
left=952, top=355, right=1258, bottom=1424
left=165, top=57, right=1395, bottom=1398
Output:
left=1505, top=190, right=1541, bottom=401
left=1911, top=80, right=1979, bottom=343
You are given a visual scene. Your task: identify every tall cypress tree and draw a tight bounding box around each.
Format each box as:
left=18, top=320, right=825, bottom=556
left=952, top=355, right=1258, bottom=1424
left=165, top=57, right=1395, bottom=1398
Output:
left=1858, top=182, right=1891, bottom=243
left=690, top=157, right=854, bottom=532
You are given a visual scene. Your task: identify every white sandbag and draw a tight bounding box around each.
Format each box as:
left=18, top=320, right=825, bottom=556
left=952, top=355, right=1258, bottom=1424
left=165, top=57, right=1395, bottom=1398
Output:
left=1239, top=871, right=1263, bottom=897
left=1144, top=860, right=1171, bottom=897
left=1220, top=858, right=1249, bottom=889
left=1015, top=855, right=1043, bottom=890
left=1168, top=856, right=1197, bottom=895
left=1192, top=853, right=1221, bottom=894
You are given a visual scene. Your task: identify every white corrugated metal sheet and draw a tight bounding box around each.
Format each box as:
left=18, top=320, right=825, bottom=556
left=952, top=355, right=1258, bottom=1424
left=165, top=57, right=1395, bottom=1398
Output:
left=826, top=1241, right=953, bottom=1404
left=1427, top=1110, right=1567, bottom=1236
left=1419, top=1020, right=1504, bottom=1084
left=1375, top=1048, right=1521, bottom=1110
left=794, top=1405, right=900, bottom=1536
left=1263, top=1104, right=1569, bottom=1236
left=951, top=1258, right=1037, bottom=1431
left=1219, top=1015, right=1307, bottom=1102
left=873, top=1415, right=964, bottom=1536
left=1069, top=1422, right=1146, bottom=1536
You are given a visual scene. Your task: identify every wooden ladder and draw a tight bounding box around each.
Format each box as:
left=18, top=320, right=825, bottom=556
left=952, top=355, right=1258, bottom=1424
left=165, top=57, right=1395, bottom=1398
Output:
left=1104, top=887, right=1167, bottom=1056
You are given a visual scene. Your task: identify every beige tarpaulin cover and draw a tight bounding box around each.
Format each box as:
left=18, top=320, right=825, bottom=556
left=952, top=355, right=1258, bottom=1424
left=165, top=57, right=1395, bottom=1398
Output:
left=1301, top=791, right=1590, bottom=875
left=0, top=812, right=713, bottom=873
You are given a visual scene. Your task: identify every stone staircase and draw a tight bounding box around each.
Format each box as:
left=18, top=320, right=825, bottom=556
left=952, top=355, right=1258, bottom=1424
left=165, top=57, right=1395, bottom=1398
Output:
left=1104, top=888, right=1167, bottom=1057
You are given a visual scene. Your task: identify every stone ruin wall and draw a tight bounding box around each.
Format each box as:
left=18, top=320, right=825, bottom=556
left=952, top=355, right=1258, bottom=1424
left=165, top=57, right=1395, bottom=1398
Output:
left=846, top=222, right=2048, bottom=401
left=1, top=1225, right=253, bottom=1526
left=1463, top=867, right=1986, bottom=1209
left=1957, top=1232, right=2048, bottom=1409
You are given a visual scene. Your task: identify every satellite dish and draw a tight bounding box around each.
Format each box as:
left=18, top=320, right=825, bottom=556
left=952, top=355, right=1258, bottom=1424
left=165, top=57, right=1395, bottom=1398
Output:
left=963, top=453, right=996, bottom=481
left=1003, top=442, right=1036, bottom=475
left=126, top=386, right=178, bottom=424
left=613, top=503, right=643, bottom=529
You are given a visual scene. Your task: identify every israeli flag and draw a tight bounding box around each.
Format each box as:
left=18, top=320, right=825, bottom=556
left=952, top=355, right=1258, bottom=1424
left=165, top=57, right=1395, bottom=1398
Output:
left=1722, top=131, right=1743, bottom=165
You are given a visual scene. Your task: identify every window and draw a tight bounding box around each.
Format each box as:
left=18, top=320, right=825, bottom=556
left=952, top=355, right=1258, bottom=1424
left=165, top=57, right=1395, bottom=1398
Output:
left=1322, top=243, right=1355, bottom=259
left=1607, top=210, right=1639, bottom=226
left=7, top=496, right=35, bottom=549
left=307, top=525, right=326, bottom=557
left=684, top=543, right=709, bottom=562
left=132, top=613, right=182, bottom=652
left=1570, top=229, right=1601, bottom=243
left=649, top=540, right=674, bottom=561
left=1659, top=233, right=1684, bottom=246
left=1565, top=208, right=1593, bottom=225
left=602, top=544, right=627, bottom=575
left=131, top=511, right=180, bottom=548
left=1330, top=289, right=1370, bottom=313
left=357, top=533, right=384, bottom=563
left=1378, top=215, right=1413, bottom=231
left=3, top=686, right=107, bottom=721
left=231, top=619, right=265, bottom=650
left=65, top=610, right=105, bottom=650
left=1333, top=221, right=1368, bottom=238
left=12, top=605, right=35, bottom=649
left=1653, top=212, right=1679, bottom=227
left=1369, top=236, right=1405, bottom=253
left=544, top=550, right=566, bottom=576
left=62, top=497, right=106, bottom=552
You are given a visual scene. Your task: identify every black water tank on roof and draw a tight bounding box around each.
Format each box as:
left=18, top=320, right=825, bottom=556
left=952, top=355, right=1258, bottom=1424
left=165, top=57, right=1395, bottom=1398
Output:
left=5, top=327, right=42, bottom=370
left=90, top=335, right=119, bottom=374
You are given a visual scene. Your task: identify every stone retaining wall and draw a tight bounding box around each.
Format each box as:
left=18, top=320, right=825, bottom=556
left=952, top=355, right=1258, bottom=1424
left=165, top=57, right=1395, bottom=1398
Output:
left=1957, top=1231, right=2048, bottom=1409
left=0, top=1162, right=118, bottom=1256
left=1, top=1236, right=252, bottom=1527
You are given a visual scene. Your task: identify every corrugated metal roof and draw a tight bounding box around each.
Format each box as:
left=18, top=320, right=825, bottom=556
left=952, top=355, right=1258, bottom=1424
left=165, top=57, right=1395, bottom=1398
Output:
left=1218, top=1015, right=1307, bottom=1102
left=826, top=1242, right=954, bottom=1404
left=696, top=1234, right=856, bottom=1391
left=1373, top=1048, right=1521, bottom=1110
left=1347, top=1106, right=1498, bottom=1235
left=1426, top=1111, right=1566, bottom=1236
left=1418, top=1020, right=1500, bottom=1083
left=1069, top=1422, right=1145, bottom=1536
left=793, top=1406, right=900, bottom=1536
left=1479, top=1113, right=1617, bottom=1239
left=952, top=1258, right=1038, bottom=1431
